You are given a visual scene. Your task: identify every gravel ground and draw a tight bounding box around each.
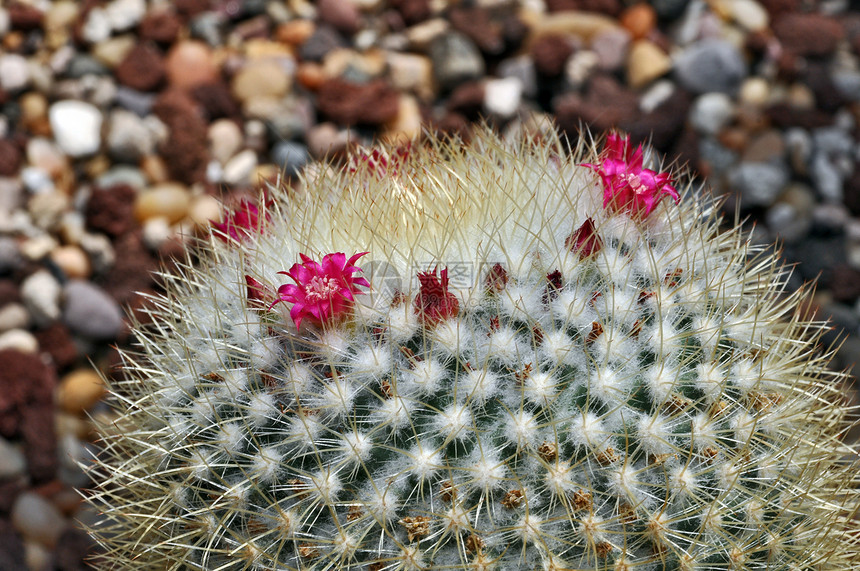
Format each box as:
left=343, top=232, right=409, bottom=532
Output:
left=1, top=0, right=859, bottom=568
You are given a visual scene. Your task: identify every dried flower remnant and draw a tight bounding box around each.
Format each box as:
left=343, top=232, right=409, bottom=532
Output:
left=212, top=199, right=269, bottom=242
left=272, top=252, right=370, bottom=329
left=348, top=143, right=412, bottom=178
left=583, top=133, right=679, bottom=217
left=565, top=218, right=603, bottom=258
left=413, top=267, right=459, bottom=325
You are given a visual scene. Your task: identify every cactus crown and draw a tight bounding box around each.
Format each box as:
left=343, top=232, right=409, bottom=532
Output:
left=86, top=128, right=859, bottom=570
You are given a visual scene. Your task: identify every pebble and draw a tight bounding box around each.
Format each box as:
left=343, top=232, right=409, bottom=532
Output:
left=164, top=41, right=219, bottom=90
left=627, top=40, right=671, bottom=89
left=91, top=35, right=136, bottom=69
left=0, top=436, right=26, bottom=479
left=674, top=38, right=747, bottom=94
left=11, top=492, right=67, bottom=549
left=484, top=77, right=523, bottom=118
left=430, top=32, right=485, bottom=90
left=724, top=0, right=769, bottom=32
left=134, top=183, right=191, bottom=223
left=738, top=76, right=770, bottom=106
left=222, top=149, right=259, bottom=186
left=0, top=329, right=39, bottom=353
left=142, top=216, right=171, bottom=250
left=81, top=7, right=112, bottom=44
left=29, top=191, right=69, bottom=232
left=383, top=94, right=422, bottom=142
left=104, top=0, right=146, bottom=32
left=50, top=245, right=91, bottom=280
left=591, top=27, right=631, bottom=72
left=497, top=56, right=538, bottom=99
left=188, top=195, right=222, bottom=228
left=20, top=234, right=59, bottom=261
left=620, top=3, right=656, bottom=40
left=106, top=109, right=155, bottom=163
left=231, top=60, right=292, bottom=104
left=272, top=140, right=310, bottom=176
left=810, top=153, right=845, bottom=202
left=62, top=280, right=124, bottom=340
left=208, top=119, right=244, bottom=165
left=690, top=92, right=735, bottom=135
left=0, top=54, right=31, bottom=92
left=0, top=303, right=31, bottom=333
left=48, top=100, right=103, bottom=158
left=386, top=52, right=435, bottom=101
left=57, top=369, right=106, bottom=414
left=729, top=161, right=790, bottom=207
left=0, top=238, right=22, bottom=275
left=21, top=270, right=62, bottom=327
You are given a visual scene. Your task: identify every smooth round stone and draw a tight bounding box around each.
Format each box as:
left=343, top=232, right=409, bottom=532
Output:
left=58, top=369, right=106, bottom=414
left=0, top=53, right=31, bottom=91
left=19, top=91, right=48, bottom=127
left=386, top=52, right=435, bottom=100
left=531, top=11, right=620, bottom=42
left=738, top=77, right=770, bottom=106
left=496, top=56, right=537, bottom=99
left=96, top=165, right=147, bottom=190
left=104, top=0, right=146, bottom=31
left=25, top=541, right=52, bottom=571
left=62, top=280, right=124, bottom=340
left=591, top=27, right=631, bottom=72
left=484, top=77, right=523, bottom=118
left=272, top=140, right=310, bottom=176
left=142, top=216, right=171, bottom=250
left=106, top=109, right=155, bottom=163
left=91, top=35, right=135, bottom=68
left=208, top=119, right=244, bottom=165
left=26, top=138, right=67, bottom=176
left=620, top=3, right=656, bottom=40
left=0, top=436, right=26, bottom=479
left=222, top=149, right=259, bottom=186
left=21, top=269, right=62, bottom=326
left=135, top=183, right=191, bottom=223
left=12, top=493, right=67, bottom=548
left=690, top=92, right=735, bottom=135
left=383, top=94, right=422, bottom=143
left=639, top=79, right=675, bottom=113
left=725, top=0, right=768, bottom=31
left=729, top=161, right=790, bottom=207
left=627, top=40, right=671, bottom=89
left=81, top=7, right=111, bottom=44
left=49, top=100, right=103, bottom=157
left=0, top=303, right=30, bottom=333
left=188, top=194, right=222, bottom=228
left=164, top=41, right=218, bottom=90
left=50, top=245, right=91, bottom=279
left=0, top=329, right=38, bottom=353
left=231, top=60, right=291, bottom=103
left=45, top=1, right=79, bottom=30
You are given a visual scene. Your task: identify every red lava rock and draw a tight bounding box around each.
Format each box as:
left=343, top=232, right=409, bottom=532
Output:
left=0, top=139, right=22, bottom=177
left=446, top=81, right=486, bottom=120
left=138, top=9, right=182, bottom=45
left=160, top=113, right=209, bottom=184
left=21, top=403, right=57, bottom=483
left=765, top=103, right=833, bottom=130
left=431, top=112, right=471, bottom=141
left=116, top=42, right=166, bottom=92
left=804, top=62, right=845, bottom=113
left=554, top=74, right=638, bottom=134
left=0, top=349, right=56, bottom=440
left=190, top=81, right=240, bottom=120
left=0, top=280, right=20, bottom=305
left=623, top=88, right=691, bottom=153
left=844, top=165, right=860, bottom=217
left=545, top=0, right=621, bottom=16
left=316, top=0, right=361, bottom=35
left=8, top=2, right=43, bottom=31
left=391, top=0, right=432, bottom=26
left=173, top=0, right=212, bottom=20
left=531, top=35, right=576, bottom=77
left=317, top=78, right=400, bottom=126
left=102, top=231, right=159, bottom=309
left=450, top=6, right=505, bottom=55
left=773, top=13, right=844, bottom=57
left=832, top=265, right=860, bottom=304
left=757, top=0, right=800, bottom=18
left=0, top=520, right=27, bottom=569
left=152, top=88, right=200, bottom=121
left=85, top=184, right=138, bottom=239
left=34, top=322, right=79, bottom=371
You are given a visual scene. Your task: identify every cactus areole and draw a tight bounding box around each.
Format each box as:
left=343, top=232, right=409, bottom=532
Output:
left=86, top=128, right=859, bottom=570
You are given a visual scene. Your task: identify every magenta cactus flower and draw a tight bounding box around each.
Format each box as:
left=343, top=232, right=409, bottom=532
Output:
left=212, top=199, right=269, bottom=242
left=271, top=252, right=370, bottom=329
left=584, top=133, right=679, bottom=217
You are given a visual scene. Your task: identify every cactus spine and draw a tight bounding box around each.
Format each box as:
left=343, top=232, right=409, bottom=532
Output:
left=86, top=128, right=859, bottom=570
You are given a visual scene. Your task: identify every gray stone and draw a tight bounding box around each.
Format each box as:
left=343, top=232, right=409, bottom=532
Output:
left=272, top=141, right=310, bottom=176
left=95, top=165, right=147, bottom=190
left=11, top=492, right=67, bottom=549
left=729, top=161, right=790, bottom=208
left=591, top=28, right=631, bottom=72
left=106, top=109, right=155, bottom=163
left=833, top=68, right=860, bottom=102
left=813, top=127, right=854, bottom=156
left=115, top=86, right=156, bottom=116
left=652, top=0, right=690, bottom=19
left=299, top=25, right=347, bottom=62
left=62, top=280, right=124, bottom=340
left=189, top=12, right=224, bottom=46
left=497, top=56, right=537, bottom=99
left=0, top=436, right=26, bottom=479
left=430, top=32, right=485, bottom=91
left=690, top=92, right=735, bottom=135
left=810, top=153, right=844, bottom=202
left=698, top=136, right=738, bottom=176
left=785, top=128, right=812, bottom=176
left=66, top=54, right=109, bottom=78
left=674, top=39, right=747, bottom=94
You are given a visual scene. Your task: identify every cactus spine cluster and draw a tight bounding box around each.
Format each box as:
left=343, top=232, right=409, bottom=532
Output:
left=86, top=128, right=859, bottom=570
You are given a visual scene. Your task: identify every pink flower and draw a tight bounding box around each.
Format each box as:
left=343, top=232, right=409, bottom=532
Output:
left=583, top=133, right=679, bottom=217
left=212, top=199, right=269, bottom=242
left=413, top=268, right=459, bottom=325
left=272, top=252, right=370, bottom=329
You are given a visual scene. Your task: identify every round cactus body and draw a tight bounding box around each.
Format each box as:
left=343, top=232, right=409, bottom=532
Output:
left=87, top=129, right=859, bottom=570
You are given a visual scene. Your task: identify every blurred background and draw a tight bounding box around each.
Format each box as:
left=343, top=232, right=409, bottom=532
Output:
left=0, top=0, right=858, bottom=568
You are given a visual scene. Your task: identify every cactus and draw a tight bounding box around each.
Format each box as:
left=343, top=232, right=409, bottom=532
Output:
left=86, top=128, right=860, bottom=570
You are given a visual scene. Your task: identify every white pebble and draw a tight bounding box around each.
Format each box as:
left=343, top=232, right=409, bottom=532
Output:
left=21, top=269, right=62, bottom=326
left=11, top=492, right=67, bottom=549
left=0, top=54, right=30, bottom=91
left=0, top=303, right=31, bottom=333
left=0, top=328, right=39, bottom=353
left=222, top=149, right=258, bottom=185
left=49, top=100, right=103, bottom=158
left=484, top=77, right=523, bottom=118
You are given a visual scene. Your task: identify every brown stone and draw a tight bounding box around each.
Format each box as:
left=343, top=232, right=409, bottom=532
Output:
left=773, top=13, right=843, bottom=57
left=391, top=0, right=432, bottom=26
left=450, top=5, right=505, bottom=55
left=21, top=403, right=57, bottom=483
left=317, top=78, right=400, bottom=126
left=8, top=2, right=43, bottom=31
left=164, top=40, right=219, bottom=90
left=316, top=0, right=360, bottom=35
left=446, top=81, right=485, bottom=120
left=161, top=113, right=209, bottom=184
left=34, top=322, right=78, bottom=370
left=555, top=73, right=638, bottom=134
left=620, top=3, right=656, bottom=40
left=190, top=81, right=240, bottom=120
left=0, top=139, right=23, bottom=177
left=276, top=19, right=316, bottom=47
left=0, top=349, right=56, bottom=439
left=116, top=42, right=165, bottom=92
left=531, top=34, right=576, bottom=77
left=85, top=184, right=138, bottom=238
left=138, top=8, right=181, bottom=45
